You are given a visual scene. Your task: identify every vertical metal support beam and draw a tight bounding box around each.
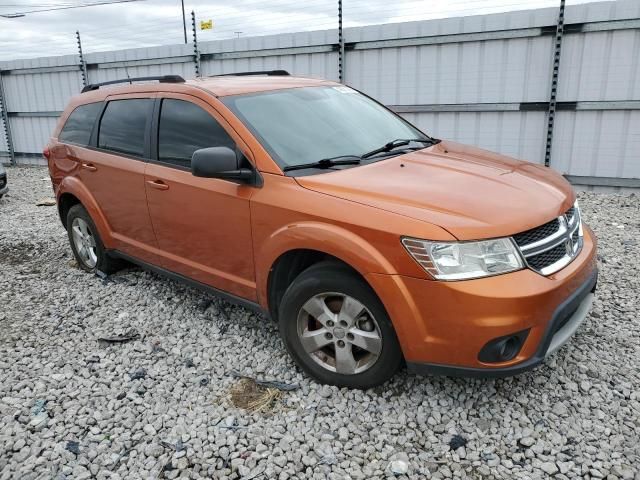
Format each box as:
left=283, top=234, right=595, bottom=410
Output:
left=338, top=0, right=345, bottom=83
left=544, top=0, right=565, bottom=167
left=76, top=30, right=88, bottom=87
left=181, top=0, right=188, bottom=44
left=0, top=70, right=15, bottom=165
left=191, top=10, right=201, bottom=77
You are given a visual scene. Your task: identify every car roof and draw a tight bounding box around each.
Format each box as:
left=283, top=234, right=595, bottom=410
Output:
left=72, top=75, right=339, bottom=105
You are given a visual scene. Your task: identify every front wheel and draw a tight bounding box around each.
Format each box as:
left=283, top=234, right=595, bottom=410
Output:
left=279, top=262, right=403, bottom=389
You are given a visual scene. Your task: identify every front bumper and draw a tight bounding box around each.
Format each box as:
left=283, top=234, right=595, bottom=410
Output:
left=407, top=269, right=596, bottom=377
left=366, top=224, right=598, bottom=377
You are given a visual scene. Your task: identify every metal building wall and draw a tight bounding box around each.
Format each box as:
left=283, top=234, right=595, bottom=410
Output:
left=0, top=0, right=638, bottom=187
left=201, top=30, right=340, bottom=80
left=552, top=2, right=640, bottom=183
left=344, top=8, right=557, bottom=164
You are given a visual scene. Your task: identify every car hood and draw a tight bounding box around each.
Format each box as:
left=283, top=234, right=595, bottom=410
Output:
left=295, top=141, right=575, bottom=240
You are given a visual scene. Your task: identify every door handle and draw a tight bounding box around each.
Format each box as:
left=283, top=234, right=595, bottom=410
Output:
left=146, top=180, right=169, bottom=190
left=81, top=162, right=97, bottom=172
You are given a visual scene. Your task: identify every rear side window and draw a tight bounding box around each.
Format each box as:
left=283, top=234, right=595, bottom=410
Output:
left=98, top=99, right=153, bottom=157
left=158, top=99, right=235, bottom=168
left=59, top=102, right=102, bottom=146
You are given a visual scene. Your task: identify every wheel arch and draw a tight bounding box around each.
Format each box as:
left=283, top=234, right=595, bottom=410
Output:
left=259, top=222, right=397, bottom=321
left=267, top=250, right=364, bottom=321
left=58, top=192, right=81, bottom=229
left=56, top=176, right=114, bottom=247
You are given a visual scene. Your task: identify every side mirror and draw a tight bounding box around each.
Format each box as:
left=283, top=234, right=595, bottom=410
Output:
left=191, top=147, right=255, bottom=183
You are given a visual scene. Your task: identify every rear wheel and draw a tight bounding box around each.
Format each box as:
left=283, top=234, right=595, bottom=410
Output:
left=279, top=262, right=403, bottom=389
left=67, top=204, right=121, bottom=274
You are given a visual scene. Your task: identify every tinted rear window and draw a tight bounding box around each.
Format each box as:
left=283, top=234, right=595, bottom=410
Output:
left=158, top=99, right=235, bottom=168
left=98, top=99, right=152, bottom=157
left=59, top=102, right=102, bottom=146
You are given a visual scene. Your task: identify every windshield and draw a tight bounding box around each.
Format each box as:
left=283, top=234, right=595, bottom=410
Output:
left=222, top=86, right=430, bottom=173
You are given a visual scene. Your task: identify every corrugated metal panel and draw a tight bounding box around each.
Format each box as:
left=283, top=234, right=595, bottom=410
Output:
left=201, top=29, right=339, bottom=81
left=87, top=62, right=194, bottom=85
left=10, top=116, right=58, bottom=154
left=407, top=111, right=547, bottom=164
left=84, top=44, right=196, bottom=83
left=2, top=70, right=82, bottom=112
left=0, top=53, right=78, bottom=72
left=0, top=0, right=638, bottom=181
left=553, top=1, right=640, bottom=179
left=558, top=29, right=640, bottom=102
left=552, top=110, right=640, bottom=178
left=346, top=36, right=554, bottom=105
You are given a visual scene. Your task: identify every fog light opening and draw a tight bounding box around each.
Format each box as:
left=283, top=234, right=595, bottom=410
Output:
left=478, top=329, right=530, bottom=363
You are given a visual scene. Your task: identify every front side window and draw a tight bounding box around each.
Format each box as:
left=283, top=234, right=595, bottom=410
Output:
left=222, top=86, right=428, bottom=173
left=98, top=99, right=152, bottom=157
left=59, top=102, right=102, bottom=146
left=158, top=99, right=235, bottom=169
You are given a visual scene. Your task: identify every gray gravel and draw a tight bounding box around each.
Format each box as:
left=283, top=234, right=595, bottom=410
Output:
left=1, top=166, right=639, bottom=480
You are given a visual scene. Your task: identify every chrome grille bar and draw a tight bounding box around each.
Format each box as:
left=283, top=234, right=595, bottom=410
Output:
left=512, top=202, right=583, bottom=275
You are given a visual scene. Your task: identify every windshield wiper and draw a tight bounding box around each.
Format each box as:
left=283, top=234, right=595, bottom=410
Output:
left=282, top=138, right=436, bottom=172
left=361, top=138, right=435, bottom=159
left=282, top=155, right=361, bottom=172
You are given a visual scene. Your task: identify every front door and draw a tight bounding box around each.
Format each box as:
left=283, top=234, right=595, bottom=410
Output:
left=144, top=95, right=257, bottom=301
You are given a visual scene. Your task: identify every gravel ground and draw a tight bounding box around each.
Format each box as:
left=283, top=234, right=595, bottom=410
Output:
left=0, top=166, right=638, bottom=480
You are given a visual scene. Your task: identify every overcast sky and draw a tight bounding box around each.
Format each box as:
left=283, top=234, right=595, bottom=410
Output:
left=0, top=0, right=602, bottom=61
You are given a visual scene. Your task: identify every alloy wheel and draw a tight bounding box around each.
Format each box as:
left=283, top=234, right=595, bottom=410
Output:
left=296, top=292, right=382, bottom=374
left=71, top=217, right=98, bottom=268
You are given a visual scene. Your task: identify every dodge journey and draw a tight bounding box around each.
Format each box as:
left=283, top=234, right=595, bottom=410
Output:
left=46, top=71, right=597, bottom=388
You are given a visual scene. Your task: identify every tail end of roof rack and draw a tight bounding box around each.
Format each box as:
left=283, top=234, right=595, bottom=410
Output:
left=212, top=70, right=290, bottom=77
left=81, top=75, right=185, bottom=93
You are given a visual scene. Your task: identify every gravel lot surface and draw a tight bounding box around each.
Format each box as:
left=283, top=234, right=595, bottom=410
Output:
left=0, top=166, right=638, bottom=480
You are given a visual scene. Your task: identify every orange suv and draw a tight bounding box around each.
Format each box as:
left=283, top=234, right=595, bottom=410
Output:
left=46, top=71, right=597, bottom=388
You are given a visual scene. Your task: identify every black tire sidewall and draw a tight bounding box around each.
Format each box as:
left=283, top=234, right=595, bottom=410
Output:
left=279, top=263, right=403, bottom=389
left=66, top=204, right=110, bottom=273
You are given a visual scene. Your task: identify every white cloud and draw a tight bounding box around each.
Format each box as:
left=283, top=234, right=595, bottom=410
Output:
left=0, top=0, right=602, bottom=61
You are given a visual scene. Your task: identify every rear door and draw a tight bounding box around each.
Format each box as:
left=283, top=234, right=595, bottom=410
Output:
left=75, top=94, right=160, bottom=263
left=144, top=94, right=257, bottom=301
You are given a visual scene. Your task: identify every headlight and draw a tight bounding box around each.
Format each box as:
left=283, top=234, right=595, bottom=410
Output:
left=402, top=237, right=524, bottom=281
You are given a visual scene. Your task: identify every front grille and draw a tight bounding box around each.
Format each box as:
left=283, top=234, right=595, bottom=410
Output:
left=513, top=218, right=560, bottom=246
left=527, top=243, right=566, bottom=270
left=513, top=205, right=582, bottom=275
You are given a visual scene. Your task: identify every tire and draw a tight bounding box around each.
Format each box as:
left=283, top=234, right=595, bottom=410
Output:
left=279, top=261, right=403, bottom=389
left=66, top=204, right=121, bottom=274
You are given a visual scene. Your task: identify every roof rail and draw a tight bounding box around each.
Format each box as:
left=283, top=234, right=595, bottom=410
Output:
left=81, top=75, right=185, bottom=93
left=212, top=70, right=290, bottom=77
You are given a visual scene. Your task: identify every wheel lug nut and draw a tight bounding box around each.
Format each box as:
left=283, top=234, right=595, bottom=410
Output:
left=337, top=340, right=345, bottom=348
left=325, top=332, right=333, bottom=339
left=339, top=320, right=348, bottom=327
left=347, top=333, right=354, bottom=340
left=327, top=320, right=334, bottom=327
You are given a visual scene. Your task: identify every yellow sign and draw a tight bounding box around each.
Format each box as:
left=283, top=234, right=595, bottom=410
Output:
left=200, top=19, right=213, bottom=30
